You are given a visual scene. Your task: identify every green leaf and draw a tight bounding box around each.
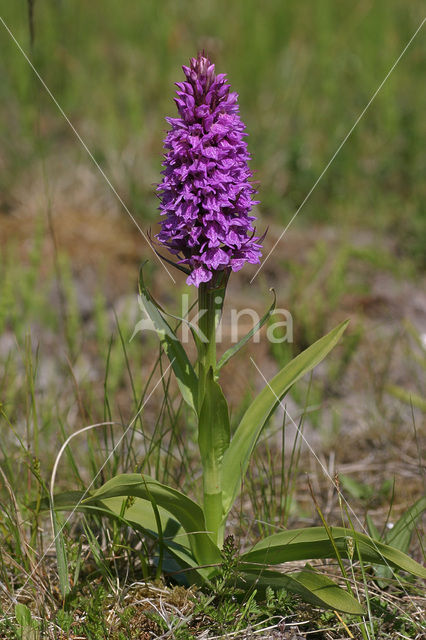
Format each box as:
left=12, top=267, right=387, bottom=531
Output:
left=216, top=290, right=276, bottom=372
left=133, top=265, right=198, bottom=411
left=366, top=513, right=381, bottom=541
left=148, top=296, right=205, bottom=357
left=41, top=491, right=184, bottom=546
left=15, top=603, right=38, bottom=640
left=368, top=497, right=426, bottom=586
left=102, top=495, right=185, bottom=539
left=99, top=495, right=207, bottom=584
left=37, top=490, right=91, bottom=512
left=43, top=490, right=211, bottom=584
left=240, top=566, right=364, bottom=614
left=199, top=370, right=230, bottom=473
left=15, top=604, right=32, bottom=628
left=198, top=369, right=230, bottom=542
left=385, top=496, right=426, bottom=551
left=222, top=320, right=349, bottom=515
left=386, top=384, right=426, bottom=411
left=241, top=526, right=426, bottom=578
left=86, top=474, right=222, bottom=569
left=50, top=507, right=70, bottom=598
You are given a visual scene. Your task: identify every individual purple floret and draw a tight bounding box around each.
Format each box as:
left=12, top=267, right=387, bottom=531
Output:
left=156, top=52, right=262, bottom=287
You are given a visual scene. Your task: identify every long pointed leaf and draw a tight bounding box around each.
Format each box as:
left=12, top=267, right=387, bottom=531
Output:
left=216, top=290, right=276, bottom=371
left=240, top=566, right=364, bottom=614
left=241, top=526, right=426, bottom=578
left=43, top=491, right=209, bottom=584
left=99, top=496, right=208, bottom=584
left=222, top=321, right=349, bottom=515
left=86, top=474, right=222, bottom=569
left=385, top=496, right=426, bottom=551
left=134, top=266, right=198, bottom=411
left=370, top=497, right=426, bottom=586
left=40, top=492, right=187, bottom=549
left=51, top=507, right=70, bottom=597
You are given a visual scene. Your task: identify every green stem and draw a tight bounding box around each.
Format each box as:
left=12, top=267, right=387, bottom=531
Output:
left=197, top=283, right=217, bottom=408
left=197, top=280, right=226, bottom=546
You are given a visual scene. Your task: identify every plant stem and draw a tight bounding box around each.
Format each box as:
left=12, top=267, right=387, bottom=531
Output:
left=197, top=280, right=226, bottom=545
left=197, top=282, right=218, bottom=408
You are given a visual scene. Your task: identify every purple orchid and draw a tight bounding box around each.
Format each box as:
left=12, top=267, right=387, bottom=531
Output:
left=156, top=52, right=262, bottom=287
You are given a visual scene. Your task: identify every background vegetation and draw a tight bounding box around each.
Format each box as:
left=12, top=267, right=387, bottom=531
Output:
left=0, top=1, right=424, bottom=638
left=1, top=0, right=425, bottom=260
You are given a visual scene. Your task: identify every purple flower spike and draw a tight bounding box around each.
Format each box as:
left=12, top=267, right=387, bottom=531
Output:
left=156, top=52, right=262, bottom=287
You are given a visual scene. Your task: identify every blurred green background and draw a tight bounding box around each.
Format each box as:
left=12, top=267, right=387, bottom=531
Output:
left=0, top=0, right=425, bottom=267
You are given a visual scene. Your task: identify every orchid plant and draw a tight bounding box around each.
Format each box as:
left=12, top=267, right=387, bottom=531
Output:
left=51, top=53, right=426, bottom=613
